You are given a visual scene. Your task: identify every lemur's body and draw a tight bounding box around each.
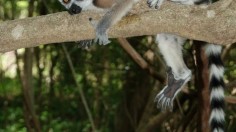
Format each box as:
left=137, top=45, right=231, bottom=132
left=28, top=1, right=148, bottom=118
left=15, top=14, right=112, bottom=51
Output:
left=58, top=0, right=225, bottom=131
left=58, top=0, right=139, bottom=45
left=148, top=0, right=225, bottom=132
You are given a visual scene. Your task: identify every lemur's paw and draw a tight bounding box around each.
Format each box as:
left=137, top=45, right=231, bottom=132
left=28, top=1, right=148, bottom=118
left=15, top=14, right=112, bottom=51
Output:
left=89, top=17, right=111, bottom=45
left=155, top=87, right=174, bottom=111
left=147, top=0, right=165, bottom=9
left=77, top=40, right=94, bottom=49
left=168, top=0, right=197, bottom=5
left=94, top=31, right=110, bottom=45
left=154, top=67, right=191, bottom=111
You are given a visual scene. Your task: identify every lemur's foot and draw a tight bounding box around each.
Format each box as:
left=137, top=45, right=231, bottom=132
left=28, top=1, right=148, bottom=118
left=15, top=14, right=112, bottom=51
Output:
left=155, top=67, right=191, bottom=111
left=89, top=18, right=111, bottom=45
left=78, top=40, right=94, bottom=49
left=147, top=0, right=165, bottom=9
left=168, top=0, right=198, bottom=5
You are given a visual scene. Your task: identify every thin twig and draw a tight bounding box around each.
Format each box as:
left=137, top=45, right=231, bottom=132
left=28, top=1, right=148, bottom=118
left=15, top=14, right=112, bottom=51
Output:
left=222, top=43, right=233, bottom=60
left=62, top=44, right=97, bottom=132
left=225, top=96, right=236, bottom=104
left=117, top=38, right=165, bottom=83
left=123, top=97, right=136, bottom=130
left=176, top=96, right=184, bottom=115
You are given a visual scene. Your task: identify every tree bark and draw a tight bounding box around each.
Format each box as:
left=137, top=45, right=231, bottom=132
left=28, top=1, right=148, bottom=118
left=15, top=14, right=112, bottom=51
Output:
left=0, top=0, right=235, bottom=53
left=195, top=43, right=210, bottom=132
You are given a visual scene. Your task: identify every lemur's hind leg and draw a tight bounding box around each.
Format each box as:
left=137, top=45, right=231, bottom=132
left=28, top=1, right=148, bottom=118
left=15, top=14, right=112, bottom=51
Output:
left=155, top=33, right=192, bottom=111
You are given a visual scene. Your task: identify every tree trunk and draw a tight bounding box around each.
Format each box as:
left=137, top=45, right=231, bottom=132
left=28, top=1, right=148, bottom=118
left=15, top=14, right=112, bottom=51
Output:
left=194, top=42, right=210, bottom=132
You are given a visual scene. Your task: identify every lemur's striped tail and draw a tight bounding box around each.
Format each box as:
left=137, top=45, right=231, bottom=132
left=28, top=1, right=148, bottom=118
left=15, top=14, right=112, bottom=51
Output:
left=205, top=44, right=225, bottom=132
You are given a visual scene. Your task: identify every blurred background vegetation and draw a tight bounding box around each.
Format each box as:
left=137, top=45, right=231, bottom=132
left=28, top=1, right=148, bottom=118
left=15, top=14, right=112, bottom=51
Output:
left=1, top=0, right=236, bottom=132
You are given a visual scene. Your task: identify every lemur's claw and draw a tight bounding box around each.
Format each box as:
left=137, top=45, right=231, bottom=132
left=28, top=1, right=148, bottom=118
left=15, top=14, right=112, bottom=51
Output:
left=78, top=40, right=94, bottom=49
left=147, top=0, right=165, bottom=9
left=154, top=67, right=188, bottom=111
left=155, top=5, right=160, bottom=9
left=95, top=33, right=110, bottom=45
left=155, top=91, right=173, bottom=111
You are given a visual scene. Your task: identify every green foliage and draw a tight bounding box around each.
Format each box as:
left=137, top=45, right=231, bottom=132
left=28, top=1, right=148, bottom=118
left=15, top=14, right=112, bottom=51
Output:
left=0, top=97, right=26, bottom=132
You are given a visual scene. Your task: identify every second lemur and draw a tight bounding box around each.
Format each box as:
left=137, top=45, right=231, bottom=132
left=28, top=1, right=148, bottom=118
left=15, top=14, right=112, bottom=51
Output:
left=58, top=0, right=139, bottom=45
left=148, top=0, right=225, bottom=132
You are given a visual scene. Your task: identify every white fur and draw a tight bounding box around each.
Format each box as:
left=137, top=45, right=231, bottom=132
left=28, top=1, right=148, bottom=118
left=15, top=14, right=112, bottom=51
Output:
left=205, top=44, right=222, bottom=56
left=209, top=65, right=224, bottom=80
left=148, top=0, right=199, bottom=9
left=170, top=0, right=195, bottom=5
left=209, top=109, right=225, bottom=123
left=213, top=128, right=224, bottom=132
left=210, top=87, right=224, bottom=102
left=156, top=33, right=190, bottom=79
left=148, top=0, right=165, bottom=8
left=58, top=0, right=94, bottom=10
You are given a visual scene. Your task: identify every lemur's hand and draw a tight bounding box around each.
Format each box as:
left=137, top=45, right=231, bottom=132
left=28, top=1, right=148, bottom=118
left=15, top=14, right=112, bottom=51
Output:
left=147, top=0, right=165, bottom=9
left=94, top=30, right=110, bottom=45
left=89, top=18, right=111, bottom=45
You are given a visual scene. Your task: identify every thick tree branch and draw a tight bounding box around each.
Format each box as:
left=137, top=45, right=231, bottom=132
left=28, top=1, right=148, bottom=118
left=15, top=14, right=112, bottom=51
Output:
left=0, top=0, right=236, bottom=53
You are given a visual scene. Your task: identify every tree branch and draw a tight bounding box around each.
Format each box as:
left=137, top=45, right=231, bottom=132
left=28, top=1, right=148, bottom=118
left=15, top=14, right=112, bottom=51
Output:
left=62, top=44, right=97, bottom=131
left=1, top=0, right=236, bottom=53
left=117, top=38, right=165, bottom=82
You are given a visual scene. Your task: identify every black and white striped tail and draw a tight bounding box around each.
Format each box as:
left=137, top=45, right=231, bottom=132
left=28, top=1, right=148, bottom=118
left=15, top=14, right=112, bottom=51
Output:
left=205, top=44, right=225, bottom=132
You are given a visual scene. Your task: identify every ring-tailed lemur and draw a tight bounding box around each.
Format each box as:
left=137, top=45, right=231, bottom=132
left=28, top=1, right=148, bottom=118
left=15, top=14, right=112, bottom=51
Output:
left=148, top=0, right=225, bottom=132
left=58, top=0, right=225, bottom=131
left=58, top=0, right=139, bottom=45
